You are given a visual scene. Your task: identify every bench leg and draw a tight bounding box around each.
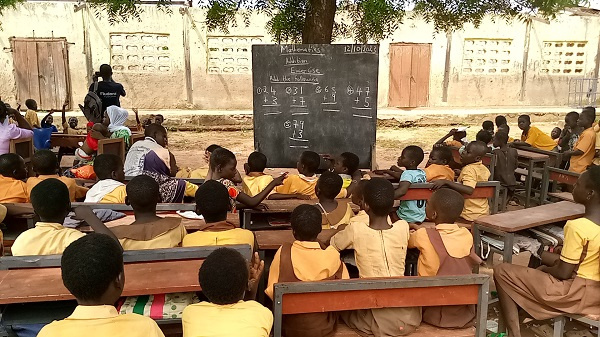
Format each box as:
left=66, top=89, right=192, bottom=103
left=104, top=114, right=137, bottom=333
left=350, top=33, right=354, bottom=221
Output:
left=475, top=280, right=489, bottom=337
left=503, top=233, right=514, bottom=264
left=553, top=316, right=566, bottom=337
left=473, top=224, right=481, bottom=273
left=525, top=161, right=534, bottom=208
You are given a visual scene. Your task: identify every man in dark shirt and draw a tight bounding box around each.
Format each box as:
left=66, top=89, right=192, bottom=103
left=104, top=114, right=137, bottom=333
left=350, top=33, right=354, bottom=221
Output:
left=89, top=64, right=126, bottom=113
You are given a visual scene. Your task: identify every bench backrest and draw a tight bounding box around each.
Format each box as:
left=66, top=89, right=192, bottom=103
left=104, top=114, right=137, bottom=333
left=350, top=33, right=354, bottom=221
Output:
left=98, top=137, right=125, bottom=162
left=131, top=133, right=145, bottom=145
left=397, top=181, right=501, bottom=214
left=547, top=167, right=579, bottom=187
left=9, top=137, right=34, bottom=177
left=273, top=274, right=490, bottom=337
left=0, top=244, right=252, bottom=270
left=50, top=134, right=86, bottom=148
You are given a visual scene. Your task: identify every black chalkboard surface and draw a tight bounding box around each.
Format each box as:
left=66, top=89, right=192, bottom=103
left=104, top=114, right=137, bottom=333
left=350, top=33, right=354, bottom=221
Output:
left=252, top=44, right=379, bottom=168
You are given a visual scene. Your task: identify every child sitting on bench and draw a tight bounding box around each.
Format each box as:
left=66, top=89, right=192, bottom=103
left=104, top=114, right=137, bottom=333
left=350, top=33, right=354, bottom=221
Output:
left=424, top=146, right=455, bottom=182
left=209, top=147, right=286, bottom=212
left=331, top=178, right=421, bottom=336
left=409, top=189, right=481, bottom=328
left=494, top=165, right=600, bottom=337
left=316, top=171, right=354, bottom=229
left=182, top=248, right=271, bottom=336
left=394, top=146, right=427, bottom=224
left=269, top=150, right=325, bottom=200
left=266, top=204, right=348, bottom=337
left=492, top=131, right=518, bottom=204
left=12, top=179, right=117, bottom=256
left=242, top=151, right=273, bottom=197
left=432, top=141, right=491, bottom=222
left=27, top=150, right=89, bottom=202
left=38, top=233, right=165, bottom=337
left=85, top=154, right=127, bottom=203
left=182, top=180, right=255, bottom=249
left=0, top=153, right=29, bottom=203
left=112, top=175, right=187, bottom=250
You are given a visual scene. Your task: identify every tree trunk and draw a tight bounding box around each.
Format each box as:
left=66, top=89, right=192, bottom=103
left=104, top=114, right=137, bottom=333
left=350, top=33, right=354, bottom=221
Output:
left=302, top=0, right=336, bottom=44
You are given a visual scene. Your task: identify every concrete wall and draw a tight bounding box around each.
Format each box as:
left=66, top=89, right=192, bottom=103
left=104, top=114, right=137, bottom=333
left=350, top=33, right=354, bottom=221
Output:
left=0, top=2, right=599, bottom=109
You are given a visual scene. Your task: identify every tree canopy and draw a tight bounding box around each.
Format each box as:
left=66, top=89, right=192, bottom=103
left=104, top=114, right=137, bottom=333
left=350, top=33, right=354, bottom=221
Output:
left=0, top=0, right=586, bottom=42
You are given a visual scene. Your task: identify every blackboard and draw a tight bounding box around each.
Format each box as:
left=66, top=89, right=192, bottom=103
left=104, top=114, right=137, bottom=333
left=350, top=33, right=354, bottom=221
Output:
left=252, top=44, right=379, bottom=168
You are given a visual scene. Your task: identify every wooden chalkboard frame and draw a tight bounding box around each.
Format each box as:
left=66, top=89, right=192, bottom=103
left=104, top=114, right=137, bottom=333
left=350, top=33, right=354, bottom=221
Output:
left=252, top=44, right=379, bottom=169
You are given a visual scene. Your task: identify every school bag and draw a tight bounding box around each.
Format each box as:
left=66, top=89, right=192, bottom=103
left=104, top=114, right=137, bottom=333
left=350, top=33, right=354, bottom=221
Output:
left=80, top=81, right=103, bottom=123
left=422, top=228, right=482, bottom=329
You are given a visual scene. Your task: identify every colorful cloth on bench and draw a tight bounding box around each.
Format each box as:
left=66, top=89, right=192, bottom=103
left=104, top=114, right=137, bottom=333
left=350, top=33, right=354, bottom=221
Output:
left=117, top=293, right=199, bottom=320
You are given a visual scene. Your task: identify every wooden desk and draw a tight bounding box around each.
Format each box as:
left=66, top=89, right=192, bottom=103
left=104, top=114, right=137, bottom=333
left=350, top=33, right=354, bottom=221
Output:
left=0, top=259, right=203, bottom=305
left=242, top=199, right=359, bottom=229
left=473, top=201, right=585, bottom=264
left=547, top=192, right=574, bottom=203
left=255, top=229, right=339, bottom=251
left=514, top=149, right=549, bottom=208
left=50, top=134, right=86, bottom=148
left=78, top=213, right=240, bottom=233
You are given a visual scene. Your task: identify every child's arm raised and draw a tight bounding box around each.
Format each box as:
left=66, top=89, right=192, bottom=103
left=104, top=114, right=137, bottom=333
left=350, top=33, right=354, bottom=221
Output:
left=435, top=129, right=457, bottom=145
left=72, top=206, right=122, bottom=249
left=41, top=110, right=54, bottom=127
left=237, top=173, right=287, bottom=207
left=61, top=100, right=68, bottom=133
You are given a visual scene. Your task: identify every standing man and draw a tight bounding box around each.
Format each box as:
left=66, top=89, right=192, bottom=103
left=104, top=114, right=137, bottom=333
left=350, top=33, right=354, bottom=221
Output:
left=89, top=64, right=126, bottom=113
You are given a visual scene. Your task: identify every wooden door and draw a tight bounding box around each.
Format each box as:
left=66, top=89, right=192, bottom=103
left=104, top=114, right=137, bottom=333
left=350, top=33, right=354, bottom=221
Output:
left=388, top=43, right=431, bottom=108
left=10, top=38, right=71, bottom=110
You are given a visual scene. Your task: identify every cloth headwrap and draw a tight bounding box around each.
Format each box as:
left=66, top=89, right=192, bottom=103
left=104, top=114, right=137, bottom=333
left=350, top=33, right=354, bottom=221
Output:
left=106, top=106, right=131, bottom=134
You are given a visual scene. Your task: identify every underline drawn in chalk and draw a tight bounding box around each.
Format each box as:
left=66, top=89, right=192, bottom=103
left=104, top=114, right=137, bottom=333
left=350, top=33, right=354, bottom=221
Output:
left=290, top=145, right=309, bottom=149
left=264, top=112, right=282, bottom=115
left=323, top=109, right=340, bottom=112
left=270, top=81, right=319, bottom=85
left=352, top=114, right=373, bottom=119
left=289, top=137, right=309, bottom=142
left=321, top=102, right=337, bottom=105
left=352, top=107, right=373, bottom=110
left=262, top=104, right=281, bottom=107
left=291, top=112, right=309, bottom=115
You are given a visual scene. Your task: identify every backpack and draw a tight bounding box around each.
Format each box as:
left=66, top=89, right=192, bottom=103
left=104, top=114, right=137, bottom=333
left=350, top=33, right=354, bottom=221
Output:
left=80, top=81, right=103, bottom=123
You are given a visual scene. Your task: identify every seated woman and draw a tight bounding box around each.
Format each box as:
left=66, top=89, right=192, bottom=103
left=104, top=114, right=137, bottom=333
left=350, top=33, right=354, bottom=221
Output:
left=104, top=106, right=132, bottom=151
left=142, top=150, right=198, bottom=203
left=74, top=122, right=110, bottom=165
left=0, top=102, right=33, bottom=155
left=494, top=165, right=600, bottom=337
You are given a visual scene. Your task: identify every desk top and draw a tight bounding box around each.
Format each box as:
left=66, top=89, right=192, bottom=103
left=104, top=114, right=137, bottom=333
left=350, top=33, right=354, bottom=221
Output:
left=255, top=229, right=339, bottom=250
left=516, top=149, right=550, bottom=161
left=0, top=259, right=203, bottom=305
left=247, top=199, right=359, bottom=214
left=547, top=192, right=575, bottom=203
left=475, top=201, right=584, bottom=233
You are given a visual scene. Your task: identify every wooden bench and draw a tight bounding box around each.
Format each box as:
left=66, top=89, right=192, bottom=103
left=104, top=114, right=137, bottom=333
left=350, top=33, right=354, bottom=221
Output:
left=255, top=229, right=339, bottom=251
left=540, top=167, right=580, bottom=204
left=272, top=274, right=490, bottom=337
left=50, top=134, right=85, bottom=149
left=98, top=137, right=125, bottom=162
left=546, top=192, right=574, bottom=203
left=131, top=133, right=145, bottom=145
left=9, top=138, right=34, bottom=177
left=513, top=149, right=549, bottom=208
left=553, top=314, right=600, bottom=337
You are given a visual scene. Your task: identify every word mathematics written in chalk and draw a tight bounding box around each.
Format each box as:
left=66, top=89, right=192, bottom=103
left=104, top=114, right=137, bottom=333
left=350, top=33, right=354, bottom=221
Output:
left=252, top=44, right=379, bottom=168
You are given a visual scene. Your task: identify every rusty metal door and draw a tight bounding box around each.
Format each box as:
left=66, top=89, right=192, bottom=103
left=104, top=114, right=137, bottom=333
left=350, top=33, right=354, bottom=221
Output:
left=388, top=43, right=431, bottom=108
left=10, top=38, right=71, bottom=110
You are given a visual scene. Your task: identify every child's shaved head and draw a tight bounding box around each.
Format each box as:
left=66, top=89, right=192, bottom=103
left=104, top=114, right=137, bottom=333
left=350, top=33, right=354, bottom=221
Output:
left=427, top=189, right=465, bottom=223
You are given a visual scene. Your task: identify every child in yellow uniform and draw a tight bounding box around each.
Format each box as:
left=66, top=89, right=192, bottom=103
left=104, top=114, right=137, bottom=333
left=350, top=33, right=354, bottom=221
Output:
left=331, top=178, right=421, bottom=336
left=424, top=146, right=455, bottom=182
left=38, top=234, right=165, bottom=337
left=494, top=166, right=600, bottom=337
left=177, top=144, right=221, bottom=179
left=0, top=153, right=29, bottom=203
left=266, top=204, right=349, bottom=337
left=85, top=154, right=127, bottom=203
left=270, top=151, right=324, bottom=200
left=594, top=118, right=600, bottom=166
left=24, top=99, right=40, bottom=128
left=112, top=176, right=187, bottom=250
left=564, top=109, right=596, bottom=173
left=409, top=189, right=481, bottom=328
left=12, top=179, right=118, bottom=256
left=182, top=248, right=272, bottom=337
left=242, top=152, right=274, bottom=197
left=431, top=141, right=491, bottom=222
left=316, top=172, right=354, bottom=229
left=27, top=150, right=89, bottom=201
left=436, top=128, right=467, bottom=148
left=0, top=204, right=6, bottom=256
left=182, top=180, right=255, bottom=249
left=514, top=115, right=557, bottom=151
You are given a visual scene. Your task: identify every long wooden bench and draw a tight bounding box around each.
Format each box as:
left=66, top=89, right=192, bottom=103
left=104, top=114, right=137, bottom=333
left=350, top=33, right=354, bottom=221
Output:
left=541, top=167, right=580, bottom=204
left=98, top=137, right=125, bottom=162
left=50, top=134, right=86, bottom=149
left=272, top=274, right=490, bottom=337
left=9, top=138, right=34, bottom=177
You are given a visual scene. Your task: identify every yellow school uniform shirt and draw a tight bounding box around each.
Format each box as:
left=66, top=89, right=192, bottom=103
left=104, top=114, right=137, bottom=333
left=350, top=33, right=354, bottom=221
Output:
left=242, top=174, right=274, bottom=197
left=0, top=175, right=29, bottom=203
left=38, top=305, right=165, bottom=337
left=424, top=164, right=455, bottom=182
left=182, top=300, right=273, bottom=337
left=182, top=227, right=255, bottom=250
left=185, top=181, right=199, bottom=197
left=458, top=161, right=490, bottom=222
left=11, top=222, right=86, bottom=256
left=115, top=219, right=188, bottom=250
left=265, top=241, right=349, bottom=299
left=331, top=218, right=410, bottom=278
left=100, top=185, right=127, bottom=203
left=176, top=167, right=209, bottom=179
left=560, top=218, right=600, bottom=281
left=26, top=175, right=89, bottom=202
left=569, top=127, right=596, bottom=173
left=319, top=202, right=354, bottom=229
left=521, top=126, right=556, bottom=151
left=24, top=110, right=40, bottom=128
left=273, top=174, right=318, bottom=199
left=594, top=124, right=600, bottom=166
left=62, top=122, right=82, bottom=135
left=408, top=224, right=473, bottom=276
